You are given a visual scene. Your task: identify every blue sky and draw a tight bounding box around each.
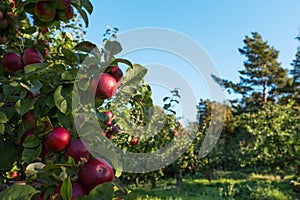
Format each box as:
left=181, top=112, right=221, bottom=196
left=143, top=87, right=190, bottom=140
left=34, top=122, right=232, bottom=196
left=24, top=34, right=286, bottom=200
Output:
left=85, top=0, right=300, bottom=121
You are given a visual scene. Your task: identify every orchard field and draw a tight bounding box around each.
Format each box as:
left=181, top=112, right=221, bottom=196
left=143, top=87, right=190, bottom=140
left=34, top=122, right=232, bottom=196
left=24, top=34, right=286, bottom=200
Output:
left=0, top=0, right=300, bottom=200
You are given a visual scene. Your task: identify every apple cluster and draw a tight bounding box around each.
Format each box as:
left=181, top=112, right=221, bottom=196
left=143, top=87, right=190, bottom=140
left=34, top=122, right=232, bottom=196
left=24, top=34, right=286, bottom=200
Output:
left=1, top=48, right=43, bottom=73
left=22, top=127, right=114, bottom=199
left=34, top=0, right=74, bottom=23
left=0, top=0, right=16, bottom=44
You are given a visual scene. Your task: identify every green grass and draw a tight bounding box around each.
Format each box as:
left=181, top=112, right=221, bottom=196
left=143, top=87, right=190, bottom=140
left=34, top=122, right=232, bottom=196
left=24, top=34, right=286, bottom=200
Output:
left=126, top=172, right=296, bottom=200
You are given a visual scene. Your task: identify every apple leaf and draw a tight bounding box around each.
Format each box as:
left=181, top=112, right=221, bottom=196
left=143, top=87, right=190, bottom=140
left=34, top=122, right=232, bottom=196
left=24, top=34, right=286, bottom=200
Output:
left=22, top=145, right=42, bottom=164
left=110, top=58, right=133, bottom=68
left=104, top=40, right=122, bottom=56
left=23, top=135, right=42, bottom=148
left=61, top=177, right=72, bottom=200
left=0, top=185, right=38, bottom=200
left=81, top=0, right=93, bottom=14
left=24, top=63, right=50, bottom=77
left=25, top=162, right=46, bottom=178
left=77, top=183, right=113, bottom=200
left=0, top=111, right=8, bottom=123
left=62, top=48, right=79, bottom=64
left=0, top=124, right=4, bottom=135
left=15, top=98, right=35, bottom=116
left=74, top=41, right=100, bottom=58
left=72, top=3, right=89, bottom=27
left=54, top=86, right=67, bottom=114
left=0, top=140, right=22, bottom=171
left=120, top=64, right=148, bottom=94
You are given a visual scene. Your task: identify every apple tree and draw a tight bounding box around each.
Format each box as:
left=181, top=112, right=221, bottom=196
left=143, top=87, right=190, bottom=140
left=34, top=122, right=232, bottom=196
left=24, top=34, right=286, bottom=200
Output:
left=0, top=0, right=156, bottom=199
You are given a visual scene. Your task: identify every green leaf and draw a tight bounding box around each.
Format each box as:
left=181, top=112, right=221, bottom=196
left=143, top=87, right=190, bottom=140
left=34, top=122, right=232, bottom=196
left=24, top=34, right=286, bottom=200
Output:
left=22, top=145, right=42, bottom=163
left=0, top=184, right=38, bottom=200
left=0, top=140, right=22, bottom=171
left=77, top=183, right=113, bottom=200
left=25, top=162, right=46, bottom=178
left=74, top=41, right=100, bottom=58
left=61, top=177, right=72, bottom=200
left=62, top=48, right=79, bottom=63
left=0, top=124, right=4, bottom=135
left=54, top=86, right=67, bottom=114
left=29, top=80, right=43, bottom=95
left=15, top=98, right=35, bottom=116
left=24, top=26, right=37, bottom=34
left=110, top=58, right=133, bottom=68
left=104, top=40, right=122, bottom=56
left=0, top=111, right=8, bottom=123
left=24, top=63, right=50, bottom=76
left=22, top=135, right=42, bottom=148
left=72, top=4, right=89, bottom=27
left=120, top=64, right=148, bottom=94
left=81, top=0, right=93, bottom=14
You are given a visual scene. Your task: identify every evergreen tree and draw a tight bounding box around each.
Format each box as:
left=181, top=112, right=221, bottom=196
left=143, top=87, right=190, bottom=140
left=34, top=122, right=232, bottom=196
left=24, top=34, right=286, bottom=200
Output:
left=212, top=32, right=287, bottom=111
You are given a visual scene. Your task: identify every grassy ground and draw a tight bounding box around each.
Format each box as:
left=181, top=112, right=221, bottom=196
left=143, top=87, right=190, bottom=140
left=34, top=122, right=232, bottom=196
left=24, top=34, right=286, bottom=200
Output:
left=126, top=171, right=296, bottom=200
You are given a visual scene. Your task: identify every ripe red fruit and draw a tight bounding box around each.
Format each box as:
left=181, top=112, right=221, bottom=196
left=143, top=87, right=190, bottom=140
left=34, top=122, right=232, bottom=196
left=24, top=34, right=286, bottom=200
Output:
left=9, top=0, right=16, bottom=9
left=39, top=27, right=48, bottom=34
left=57, top=6, right=74, bottom=22
left=0, top=19, right=8, bottom=30
left=10, top=172, right=18, bottom=178
left=1, top=52, right=23, bottom=73
left=44, top=127, right=70, bottom=152
left=22, top=48, right=43, bottom=65
left=24, top=111, right=37, bottom=127
left=70, top=182, right=87, bottom=199
left=90, top=73, right=117, bottom=99
left=104, top=111, right=113, bottom=126
left=79, top=158, right=114, bottom=192
left=64, top=139, right=90, bottom=163
left=105, top=131, right=113, bottom=140
left=111, top=126, right=119, bottom=134
left=38, top=40, right=50, bottom=56
left=131, top=136, right=139, bottom=145
left=34, top=1, right=56, bottom=22
left=0, top=11, right=3, bottom=20
left=109, top=66, right=123, bottom=83
left=21, top=129, right=35, bottom=144
left=55, top=0, right=71, bottom=10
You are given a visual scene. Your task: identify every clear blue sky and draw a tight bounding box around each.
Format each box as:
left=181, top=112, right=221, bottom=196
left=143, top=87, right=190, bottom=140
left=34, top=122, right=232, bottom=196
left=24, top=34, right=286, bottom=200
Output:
left=85, top=0, right=300, bottom=121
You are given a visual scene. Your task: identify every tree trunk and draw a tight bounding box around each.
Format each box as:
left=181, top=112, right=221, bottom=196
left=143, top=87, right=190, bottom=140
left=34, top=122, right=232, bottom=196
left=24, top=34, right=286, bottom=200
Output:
left=135, top=177, right=140, bottom=188
left=176, top=171, right=183, bottom=188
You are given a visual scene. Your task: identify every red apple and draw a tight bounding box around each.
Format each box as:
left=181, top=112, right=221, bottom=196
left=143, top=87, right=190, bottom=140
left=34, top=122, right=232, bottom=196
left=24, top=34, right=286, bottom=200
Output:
left=57, top=6, right=74, bottom=22
left=1, top=52, right=23, bottom=73
left=64, top=139, right=90, bottom=163
left=109, top=66, right=123, bottom=83
left=111, top=126, right=119, bottom=134
left=38, top=40, right=50, bottom=56
left=39, top=27, right=48, bottom=34
left=79, top=158, right=114, bottom=192
left=0, top=19, right=8, bottom=30
left=10, top=172, right=18, bottom=178
left=24, top=111, right=37, bottom=127
left=9, top=0, right=15, bottom=9
left=55, top=0, right=71, bottom=10
left=44, top=127, right=70, bottom=152
left=105, top=131, right=113, bottom=140
left=34, top=1, right=56, bottom=22
left=70, top=182, right=87, bottom=199
left=22, top=48, right=43, bottom=65
left=90, top=73, right=117, bottom=99
left=131, top=136, right=139, bottom=145
left=104, top=111, right=113, bottom=126
left=21, top=129, right=35, bottom=144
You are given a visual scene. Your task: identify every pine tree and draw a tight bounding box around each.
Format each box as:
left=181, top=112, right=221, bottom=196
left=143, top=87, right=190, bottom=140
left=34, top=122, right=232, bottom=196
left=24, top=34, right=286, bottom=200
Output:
left=212, top=32, right=287, bottom=111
